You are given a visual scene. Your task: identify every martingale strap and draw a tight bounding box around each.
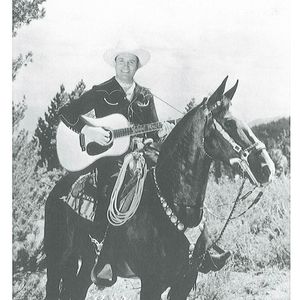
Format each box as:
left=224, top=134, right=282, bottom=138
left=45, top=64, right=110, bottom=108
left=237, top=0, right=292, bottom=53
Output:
left=152, top=167, right=206, bottom=260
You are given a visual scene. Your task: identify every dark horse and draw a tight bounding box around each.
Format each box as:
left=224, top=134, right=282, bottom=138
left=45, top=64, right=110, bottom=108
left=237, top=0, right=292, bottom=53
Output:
left=44, top=77, right=275, bottom=300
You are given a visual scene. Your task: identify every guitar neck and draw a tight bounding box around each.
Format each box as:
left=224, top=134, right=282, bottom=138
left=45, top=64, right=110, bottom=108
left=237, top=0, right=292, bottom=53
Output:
left=113, top=118, right=181, bottom=138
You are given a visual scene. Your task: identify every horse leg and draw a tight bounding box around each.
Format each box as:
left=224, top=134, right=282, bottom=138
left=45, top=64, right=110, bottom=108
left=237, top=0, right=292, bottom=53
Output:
left=59, top=253, right=79, bottom=300
left=140, top=276, right=164, bottom=300
left=44, top=181, right=69, bottom=300
left=45, top=258, right=62, bottom=300
left=70, top=254, right=94, bottom=300
left=166, top=268, right=198, bottom=300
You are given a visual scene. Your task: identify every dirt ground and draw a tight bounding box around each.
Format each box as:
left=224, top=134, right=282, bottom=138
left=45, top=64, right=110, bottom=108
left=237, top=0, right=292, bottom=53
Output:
left=85, top=268, right=289, bottom=300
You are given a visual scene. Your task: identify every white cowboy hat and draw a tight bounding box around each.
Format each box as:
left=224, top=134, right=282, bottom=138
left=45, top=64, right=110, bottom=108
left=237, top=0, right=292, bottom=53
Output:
left=103, top=39, right=151, bottom=68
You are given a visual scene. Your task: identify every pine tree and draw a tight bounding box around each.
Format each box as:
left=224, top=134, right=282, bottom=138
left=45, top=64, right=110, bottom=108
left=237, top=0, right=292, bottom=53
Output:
left=12, top=0, right=46, bottom=80
left=34, top=80, right=86, bottom=170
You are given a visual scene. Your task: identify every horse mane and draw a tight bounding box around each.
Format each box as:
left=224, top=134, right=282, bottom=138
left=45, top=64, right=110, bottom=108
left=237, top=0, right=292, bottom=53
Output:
left=157, top=107, right=199, bottom=163
left=156, top=104, right=210, bottom=207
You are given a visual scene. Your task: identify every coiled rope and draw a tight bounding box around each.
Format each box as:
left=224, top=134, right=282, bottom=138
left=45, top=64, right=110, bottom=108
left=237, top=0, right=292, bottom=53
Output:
left=107, top=152, right=147, bottom=226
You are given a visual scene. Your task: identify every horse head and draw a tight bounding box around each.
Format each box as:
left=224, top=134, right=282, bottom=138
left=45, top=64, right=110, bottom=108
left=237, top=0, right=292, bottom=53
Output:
left=156, top=76, right=275, bottom=228
left=204, top=76, right=275, bottom=186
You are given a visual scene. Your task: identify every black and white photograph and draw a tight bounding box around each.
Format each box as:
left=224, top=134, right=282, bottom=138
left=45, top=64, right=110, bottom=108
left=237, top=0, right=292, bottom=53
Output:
left=11, top=0, right=291, bottom=299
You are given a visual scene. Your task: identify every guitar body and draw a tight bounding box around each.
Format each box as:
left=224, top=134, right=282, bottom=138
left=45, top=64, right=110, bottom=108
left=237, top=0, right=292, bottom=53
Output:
left=56, top=114, right=131, bottom=172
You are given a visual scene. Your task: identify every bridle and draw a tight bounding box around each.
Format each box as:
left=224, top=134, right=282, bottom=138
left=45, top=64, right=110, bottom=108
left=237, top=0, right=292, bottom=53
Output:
left=203, top=103, right=267, bottom=187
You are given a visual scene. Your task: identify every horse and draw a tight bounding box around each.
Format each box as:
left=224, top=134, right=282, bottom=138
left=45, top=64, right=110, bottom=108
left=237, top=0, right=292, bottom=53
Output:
left=44, top=77, right=275, bottom=300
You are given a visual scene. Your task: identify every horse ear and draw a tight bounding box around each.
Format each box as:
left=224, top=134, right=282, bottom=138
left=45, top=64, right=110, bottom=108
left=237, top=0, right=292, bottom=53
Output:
left=207, top=76, right=228, bottom=108
left=223, top=80, right=239, bottom=100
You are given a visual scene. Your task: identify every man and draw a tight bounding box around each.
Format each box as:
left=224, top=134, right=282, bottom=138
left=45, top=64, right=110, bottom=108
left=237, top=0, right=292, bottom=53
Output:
left=57, top=39, right=173, bottom=223
left=49, top=40, right=229, bottom=278
left=60, top=40, right=172, bottom=144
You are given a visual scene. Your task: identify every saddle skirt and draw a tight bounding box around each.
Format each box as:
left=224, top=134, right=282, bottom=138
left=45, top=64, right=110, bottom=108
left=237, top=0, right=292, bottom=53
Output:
left=60, top=172, right=98, bottom=221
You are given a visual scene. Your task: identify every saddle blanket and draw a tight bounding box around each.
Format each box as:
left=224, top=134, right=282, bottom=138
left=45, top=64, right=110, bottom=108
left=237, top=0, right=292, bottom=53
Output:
left=60, top=172, right=98, bottom=222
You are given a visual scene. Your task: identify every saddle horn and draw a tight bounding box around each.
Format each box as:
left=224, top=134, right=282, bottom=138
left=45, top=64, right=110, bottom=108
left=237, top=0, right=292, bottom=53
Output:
left=223, top=80, right=239, bottom=100
left=207, top=76, right=228, bottom=108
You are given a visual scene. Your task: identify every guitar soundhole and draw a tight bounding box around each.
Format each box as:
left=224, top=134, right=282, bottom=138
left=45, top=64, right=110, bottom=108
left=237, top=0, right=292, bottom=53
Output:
left=86, top=129, right=113, bottom=156
left=86, top=142, right=112, bottom=156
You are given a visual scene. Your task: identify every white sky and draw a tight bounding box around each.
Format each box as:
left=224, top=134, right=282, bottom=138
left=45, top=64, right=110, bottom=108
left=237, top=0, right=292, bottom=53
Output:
left=12, top=0, right=290, bottom=132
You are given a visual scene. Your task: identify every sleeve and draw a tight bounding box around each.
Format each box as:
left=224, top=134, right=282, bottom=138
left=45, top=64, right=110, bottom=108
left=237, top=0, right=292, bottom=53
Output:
left=59, top=88, right=97, bottom=133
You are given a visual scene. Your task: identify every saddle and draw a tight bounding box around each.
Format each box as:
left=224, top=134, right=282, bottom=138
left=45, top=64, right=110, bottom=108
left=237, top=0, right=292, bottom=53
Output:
left=60, top=171, right=98, bottom=222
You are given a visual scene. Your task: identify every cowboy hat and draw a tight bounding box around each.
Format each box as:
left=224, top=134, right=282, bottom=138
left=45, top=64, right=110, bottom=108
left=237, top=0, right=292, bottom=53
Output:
left=103, top=39, right=151, bottom=68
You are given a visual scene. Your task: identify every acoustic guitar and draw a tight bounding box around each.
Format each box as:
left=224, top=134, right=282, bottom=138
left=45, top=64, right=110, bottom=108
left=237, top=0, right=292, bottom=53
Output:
left=56, top=114, right=179, bottom=172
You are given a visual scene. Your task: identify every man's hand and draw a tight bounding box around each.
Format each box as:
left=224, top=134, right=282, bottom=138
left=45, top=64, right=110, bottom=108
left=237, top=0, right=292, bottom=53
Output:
left=81, top=125, right=111, bottom=146
left=157, top=121, right=174, bottom=138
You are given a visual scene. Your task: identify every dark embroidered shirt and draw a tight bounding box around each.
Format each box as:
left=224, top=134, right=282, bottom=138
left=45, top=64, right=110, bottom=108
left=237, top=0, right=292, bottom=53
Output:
left=59, top=77, right=159, bottom=140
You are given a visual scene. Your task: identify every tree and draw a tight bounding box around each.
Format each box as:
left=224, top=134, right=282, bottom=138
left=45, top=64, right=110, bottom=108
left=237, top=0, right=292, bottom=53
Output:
left=12, top=0, right=46, bottom=36
left=12, top=0, right=46, bottom=80
left=12, top=101, right=64, bottom=279
left=13, top=97, right=27, bottom=133
left=12, top=53, right=33, bottom=81
left=252, top=117, right=290, bottom=170
left=34, top=80, right=86, bottom=170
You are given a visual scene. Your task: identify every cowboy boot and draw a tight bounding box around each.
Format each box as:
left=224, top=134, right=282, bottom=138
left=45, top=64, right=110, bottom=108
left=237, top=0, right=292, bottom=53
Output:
left=199, top=250, right=231, bottom=274
left=198, top=226, right=231, bottom=274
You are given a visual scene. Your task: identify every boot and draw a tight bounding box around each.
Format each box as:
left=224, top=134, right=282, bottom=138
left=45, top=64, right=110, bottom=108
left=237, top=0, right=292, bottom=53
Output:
left=198, top=250, right=231, bottom=274
left=198, top=226, right=231, bottom=274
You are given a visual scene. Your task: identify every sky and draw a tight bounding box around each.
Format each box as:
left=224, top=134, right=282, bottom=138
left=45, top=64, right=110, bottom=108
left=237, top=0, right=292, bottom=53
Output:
left=12, top=0, right=290, bottom=133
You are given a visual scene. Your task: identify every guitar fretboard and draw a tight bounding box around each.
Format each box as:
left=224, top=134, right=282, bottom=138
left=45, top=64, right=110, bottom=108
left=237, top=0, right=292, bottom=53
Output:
left=113, top=118, right=181, bottom=138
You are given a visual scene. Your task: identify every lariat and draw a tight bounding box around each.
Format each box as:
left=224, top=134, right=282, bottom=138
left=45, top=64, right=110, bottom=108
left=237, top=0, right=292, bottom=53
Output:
left=107, top=151, right=147, bottom=226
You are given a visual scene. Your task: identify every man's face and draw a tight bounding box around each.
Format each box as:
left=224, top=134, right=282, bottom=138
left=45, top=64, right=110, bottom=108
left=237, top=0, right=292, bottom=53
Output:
left=115, top=53, right=139, bottom=83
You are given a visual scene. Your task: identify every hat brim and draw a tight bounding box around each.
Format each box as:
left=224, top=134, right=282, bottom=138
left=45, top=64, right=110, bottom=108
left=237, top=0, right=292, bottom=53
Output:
left=103, top=48, right=150, bottom=68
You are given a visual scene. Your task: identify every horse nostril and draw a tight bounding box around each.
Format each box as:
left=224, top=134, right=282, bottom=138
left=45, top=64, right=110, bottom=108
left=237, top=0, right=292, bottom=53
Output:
left=261, top=165, right=271, bottom=180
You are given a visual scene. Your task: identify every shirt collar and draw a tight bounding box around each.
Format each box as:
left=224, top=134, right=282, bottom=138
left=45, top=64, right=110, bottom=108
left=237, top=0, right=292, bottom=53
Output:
left=115, top=77, right=136, bottom=101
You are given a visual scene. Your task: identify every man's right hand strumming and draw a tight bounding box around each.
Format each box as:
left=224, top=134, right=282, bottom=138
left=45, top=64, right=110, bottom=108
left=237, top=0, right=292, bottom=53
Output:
left=81, top=125, right=111, bottom=146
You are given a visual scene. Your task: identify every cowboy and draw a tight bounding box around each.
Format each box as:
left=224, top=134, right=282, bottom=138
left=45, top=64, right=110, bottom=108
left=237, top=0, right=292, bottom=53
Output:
left=59, top=39, right=173, bottom=146
left=52, top=40, right=229, bottom=276
left=56, top=39, right=173, bottom=224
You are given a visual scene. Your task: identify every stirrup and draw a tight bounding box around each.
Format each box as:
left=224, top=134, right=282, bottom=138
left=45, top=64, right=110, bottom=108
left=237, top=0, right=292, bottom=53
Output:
left=199, top=250, right=231, bottom=274
left=91, top=258, right=117, bottom=288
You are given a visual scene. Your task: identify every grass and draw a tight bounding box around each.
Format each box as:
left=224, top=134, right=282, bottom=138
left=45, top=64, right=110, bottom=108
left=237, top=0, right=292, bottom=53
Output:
left=190, top=175, right=290, bottom=299
left=12, top=175, right=290, bottom=299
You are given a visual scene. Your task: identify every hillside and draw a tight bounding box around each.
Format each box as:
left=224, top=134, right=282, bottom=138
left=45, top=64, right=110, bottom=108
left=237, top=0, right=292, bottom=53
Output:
left=12, top=114, right=290, bottom=299
left=251, top=117, right=290, bottom=147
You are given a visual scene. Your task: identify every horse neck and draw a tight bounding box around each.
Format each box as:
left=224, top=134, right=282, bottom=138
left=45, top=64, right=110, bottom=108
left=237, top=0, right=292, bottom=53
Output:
left=155, top=133, right=212, bottom=228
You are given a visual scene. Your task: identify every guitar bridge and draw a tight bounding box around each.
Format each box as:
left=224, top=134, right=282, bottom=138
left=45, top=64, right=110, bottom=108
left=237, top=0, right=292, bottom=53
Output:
left=79, top=133, right=86, bottom=151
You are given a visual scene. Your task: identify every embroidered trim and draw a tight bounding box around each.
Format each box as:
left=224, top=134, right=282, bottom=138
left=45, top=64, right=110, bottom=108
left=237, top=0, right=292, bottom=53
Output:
left=103, top=97, right=118, bottom=106
left=136, top=97, right=150, bottom=107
